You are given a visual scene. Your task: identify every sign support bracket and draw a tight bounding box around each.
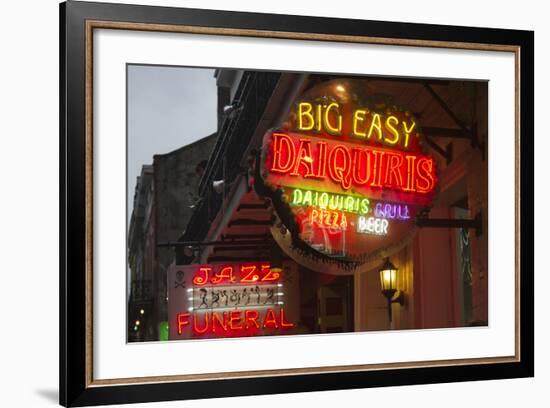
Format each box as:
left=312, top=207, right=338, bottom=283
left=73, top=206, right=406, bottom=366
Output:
left=416, top=211, right=482, bottom=237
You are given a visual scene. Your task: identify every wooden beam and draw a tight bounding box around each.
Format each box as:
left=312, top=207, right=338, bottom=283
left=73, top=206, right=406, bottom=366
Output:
left=237, top=203, right=269, bottom=211
left=208, top=256, right=270, bottom=262
left=213, top=245, right=268, bottom=253
left=228, top=218, right=272, bottom=227
left=222, top=233, right=270, bottom=240
left=423, top=83, right=470, bottom=132
left=416, top=212, right=482, bottom=236
left=158, top=240, right=269, bottom=247
left=424, top=136, right=453, bottom=164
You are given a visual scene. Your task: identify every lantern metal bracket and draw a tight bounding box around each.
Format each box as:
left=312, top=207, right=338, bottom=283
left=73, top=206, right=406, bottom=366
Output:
left=392, top=290, right=405, bottom=306
left=382, top=289, right=405, bottom=323
left=424, top=136, right=453, bottom=164
left=423, top=83, right=485, bottom=160
left=416, top=211, right=482, bottom=237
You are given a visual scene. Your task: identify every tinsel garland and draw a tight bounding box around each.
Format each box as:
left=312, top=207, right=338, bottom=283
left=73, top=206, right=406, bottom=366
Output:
left=254, top=151, right=360, bottom=270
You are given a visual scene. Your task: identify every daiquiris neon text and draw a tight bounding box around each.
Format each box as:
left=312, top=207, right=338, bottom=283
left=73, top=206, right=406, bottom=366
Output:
left=268, top=132, right=436, bottom=205
left=290, top=188, right=411, bottom=220
left=290, top=188, right=370, bottom=215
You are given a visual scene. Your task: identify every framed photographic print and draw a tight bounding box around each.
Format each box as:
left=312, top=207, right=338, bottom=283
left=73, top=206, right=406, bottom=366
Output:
left=59, top=0, right=534, bottom=406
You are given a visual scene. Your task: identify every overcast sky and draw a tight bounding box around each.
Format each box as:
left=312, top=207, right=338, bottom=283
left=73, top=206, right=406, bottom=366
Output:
left=127, top=65, right=218, bottom=222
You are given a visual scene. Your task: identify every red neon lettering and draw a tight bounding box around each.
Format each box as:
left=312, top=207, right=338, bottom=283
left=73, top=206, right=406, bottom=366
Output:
left=177, top=313, right=190, bottom=335
left=385, top=152, right=404, bottom=188
left=211, top=266, right=235, bottom=284
left=271, top=133, right=295, bottom=173
left=309, top=208, right=347, bottom=230
left=229, top=310, right=243, bottom=330
left=240, top=264, right=260, bottom=283
left=280, top=308, right=294, bottom=329
left=327, top=144, right=352, bottom=189
left=291, top=139, right=316, bottom=178
left=416, top=158, right=436, bottom=193
left=266, top=132, right=437, bottom=202
left=263, top=309, right=279, bottom=329
left=260, top=263, right=280, bottom=282
left=181, top=308, right=294, bottom=336
left=212, top=311, right=228, bottom=333
left=316, top=141, right=328, bottom=178
left=370, top=150, right=385, bottom=188
left=404, top=154, right=417, bottom=192
left=193, top=313, right=209, bottom=335
left=192, top=267, right=211, bottom=286
left=191, top=263, right=281, bottom=286
left=351, top=148, right=371, bottom=185
left=245, top=310, right=260, bottom=329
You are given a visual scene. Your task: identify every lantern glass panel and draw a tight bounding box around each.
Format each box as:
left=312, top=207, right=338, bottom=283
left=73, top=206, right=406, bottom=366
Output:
left=380, top=268, right=397, bottom=291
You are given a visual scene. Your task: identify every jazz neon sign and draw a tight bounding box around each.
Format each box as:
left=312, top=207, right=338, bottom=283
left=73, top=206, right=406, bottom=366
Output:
left=192, top=262, right=280, bottom=286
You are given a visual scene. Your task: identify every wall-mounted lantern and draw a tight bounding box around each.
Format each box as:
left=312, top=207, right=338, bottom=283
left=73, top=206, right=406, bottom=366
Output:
left=379, top=257, right=405, bottom=323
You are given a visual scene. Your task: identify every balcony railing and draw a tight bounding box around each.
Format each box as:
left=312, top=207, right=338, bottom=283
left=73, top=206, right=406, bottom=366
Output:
left=181, top=71, right=281, bottom=246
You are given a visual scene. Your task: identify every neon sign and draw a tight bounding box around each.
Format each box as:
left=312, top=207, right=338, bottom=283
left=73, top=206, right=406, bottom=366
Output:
left=259, top=87, right=438, bottom=258
left=309, top=208, right=348, bottom=230
left=268, top=132, right=436, bottom=205
left=374, top=202, right=410, bottom=220
left=297, top=102, right=417, bottom=149
left=176, top=308, right=294, bottom=336
left=168, top=263, right=294, bottom=339
left=191, top=262, right=280, bottom=286
left=291, top=188, right=370, bottom=215
left=357, top=216, right=389, bottom=235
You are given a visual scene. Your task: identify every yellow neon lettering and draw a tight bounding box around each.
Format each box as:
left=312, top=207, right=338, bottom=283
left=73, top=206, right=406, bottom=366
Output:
left=324, top=102, right=342, bottom=134
left=402, top=121, right=416, bottom=148
left=360, top=198, right=370, bottom=215
left=353, top=109, right=367, bottom=137
left=302, top=190, right=312, bottom=206
left=298, top=103, right=314, bottom=131
left=367, top=113, right=382, bottom=140
left=292, top=189, right=303, bottom=205
left=384, top=115, right=400, bottom=145
left=319, top=192, right=329, bottom=209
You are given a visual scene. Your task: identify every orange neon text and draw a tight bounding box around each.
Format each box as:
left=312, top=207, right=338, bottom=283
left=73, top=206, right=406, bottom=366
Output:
left=309, top=208, right=348, bottom=231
